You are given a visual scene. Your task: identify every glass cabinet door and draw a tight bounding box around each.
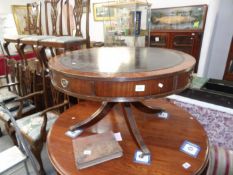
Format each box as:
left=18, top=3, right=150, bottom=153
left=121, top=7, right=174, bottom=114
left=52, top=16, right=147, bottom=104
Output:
left=172, top=34, right=194, bottom=54
left=101, top=1, right=151, bottom=47
left=150, top=34, right=168, bottom=48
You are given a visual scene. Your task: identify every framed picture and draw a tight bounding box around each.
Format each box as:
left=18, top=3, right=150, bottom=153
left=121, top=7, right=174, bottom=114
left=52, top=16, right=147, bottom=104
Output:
left=93, top=2, right=116, bottom=21
left=11, top=5, right=30, bottom=35
left=151, top=5, right=208, bottom=31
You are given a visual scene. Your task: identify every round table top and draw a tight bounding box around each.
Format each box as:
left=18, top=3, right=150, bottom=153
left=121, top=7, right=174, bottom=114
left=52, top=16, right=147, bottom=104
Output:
left=47, top=99, right=209, bottom=175
left=48, top=47, right=195, bottom=80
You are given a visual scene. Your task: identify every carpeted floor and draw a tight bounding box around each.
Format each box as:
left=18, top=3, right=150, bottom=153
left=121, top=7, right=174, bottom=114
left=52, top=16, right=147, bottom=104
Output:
left=170, top=99, right=233, bottom=150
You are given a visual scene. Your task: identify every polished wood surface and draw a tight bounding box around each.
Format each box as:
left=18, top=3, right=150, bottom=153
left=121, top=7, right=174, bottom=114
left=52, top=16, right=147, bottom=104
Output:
left=49, top=47, right=195, bottom=102
left=47, top=99, right=209, bottom=175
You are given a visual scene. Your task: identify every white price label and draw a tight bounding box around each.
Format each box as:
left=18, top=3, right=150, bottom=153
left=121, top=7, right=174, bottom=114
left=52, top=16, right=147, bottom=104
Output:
left=135, top=85, right=145, bottom=92
left=182, top=162, right=191, bottom=169
left=84, top=150, right=92, bottom=155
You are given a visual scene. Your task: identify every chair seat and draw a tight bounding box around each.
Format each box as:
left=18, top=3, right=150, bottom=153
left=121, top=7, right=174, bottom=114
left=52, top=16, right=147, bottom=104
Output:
left=4, top=35, right=29, bottom=43
left=17, top=111, right=58, bottom=142
left=0, top=102, right=35, bottom=122
left=0, top=90, right=18, bottom=103
left=39, top=36, right=86, bottom=48
left=20, top=35, right=56, bottom=45
left=0, top=146, right=27, bottom=174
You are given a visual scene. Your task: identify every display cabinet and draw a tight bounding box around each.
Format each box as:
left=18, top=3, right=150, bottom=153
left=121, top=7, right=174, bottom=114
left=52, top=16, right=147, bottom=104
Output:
left=224, top=38, right=233, bottom=81
left=100, top=0, right=151, bottom=47
left=150, top=5, right=208, bottom=72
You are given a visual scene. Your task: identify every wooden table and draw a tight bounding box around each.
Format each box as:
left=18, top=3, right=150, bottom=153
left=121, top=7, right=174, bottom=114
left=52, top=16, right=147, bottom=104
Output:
left=48, top=47, right=196, bottom=156
left=47, top=99, right=209, bottom=175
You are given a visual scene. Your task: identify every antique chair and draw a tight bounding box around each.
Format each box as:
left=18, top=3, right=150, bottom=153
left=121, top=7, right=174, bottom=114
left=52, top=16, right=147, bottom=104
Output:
left=0, top=57, right=20, bottom=97
left=36, top=0, right=91, bottom=68
left=5, top=66, right=69, bottom=173
left=3, top=0, right=43, bottom=65
left=0, top=106, right=41, bottom=175
left=0, top=60, right=42, bottom=144
left=19, top=0, right=65, bottom=68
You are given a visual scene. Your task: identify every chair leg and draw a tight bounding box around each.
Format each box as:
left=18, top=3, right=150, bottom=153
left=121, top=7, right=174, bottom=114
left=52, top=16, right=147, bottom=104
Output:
left=0, top=127, right=2, bottom=137
left=31, top=142, right=45, bottom=175
left=24, top=161, right=30, bottom=175
left=3, top=41, right=11, bottom=58
left=5, top=122, right=18, bottom=145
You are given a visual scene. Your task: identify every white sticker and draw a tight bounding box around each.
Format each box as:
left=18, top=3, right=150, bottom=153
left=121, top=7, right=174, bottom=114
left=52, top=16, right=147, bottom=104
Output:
left=180, top=141, right=201, bottom=158
left=114, top=132, right=122, bottom=141
left=183, top=144, right=199, bottom=156
left=155, top=37, right=159, bottom=42
left=158, top=112, right=169, bottom=119
left=182, top=162, right=191, bottom=169
left=134, top=150, right=151, bottom=165
left=84, top=150, right=92, bottom=155
left=158, top=83, right=164, bottom=88
left=135, top=85, right=145, bottom=92
left=65, top=129, right=83, bottom=138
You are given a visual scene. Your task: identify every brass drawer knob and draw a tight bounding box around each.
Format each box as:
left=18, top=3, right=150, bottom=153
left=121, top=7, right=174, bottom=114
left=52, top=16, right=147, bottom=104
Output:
left=61, top=78, right=69, bottom=88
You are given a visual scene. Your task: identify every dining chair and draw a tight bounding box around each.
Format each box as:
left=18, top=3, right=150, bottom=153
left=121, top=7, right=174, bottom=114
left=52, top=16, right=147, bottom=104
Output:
left=0, top=57, right=20, bottom=96
left=0, top=105, right=41, bottom=175
left=3, top=0, right=43, bottom=66
left=0, top=61, right=43, bottom=145
left=36, top=0, right=90, bottom=68
left=4, top=64, right=69, bottom=173
left=18, top=0, right=64, bottom=68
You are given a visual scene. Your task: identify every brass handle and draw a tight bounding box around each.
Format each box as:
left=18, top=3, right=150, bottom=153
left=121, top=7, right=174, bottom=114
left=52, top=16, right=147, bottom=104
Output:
left=61, top=78, right=69, bottom=88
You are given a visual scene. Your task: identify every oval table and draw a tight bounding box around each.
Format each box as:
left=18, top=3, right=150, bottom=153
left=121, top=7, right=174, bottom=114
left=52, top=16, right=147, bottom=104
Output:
left=48, top=47, right=196, bottom=156
left=47, top=99, right=209, bottom=175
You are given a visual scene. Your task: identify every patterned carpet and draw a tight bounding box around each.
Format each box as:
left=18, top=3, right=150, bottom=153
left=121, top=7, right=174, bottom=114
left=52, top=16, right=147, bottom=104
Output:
left=170, top=99, right=233, bottom=150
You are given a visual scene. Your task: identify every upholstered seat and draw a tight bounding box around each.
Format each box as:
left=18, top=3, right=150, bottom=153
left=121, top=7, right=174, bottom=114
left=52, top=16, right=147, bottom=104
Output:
left=0, top=102, right=35, bottom=122
left=16, top=111, right=58, bottom=142
left=0, top=90, right=18, bottom=103
left=38, top=36, right=86, bottom=48
left=20, top=35, right=57, bottom=45
left=4, top=35, right=29, bottom=43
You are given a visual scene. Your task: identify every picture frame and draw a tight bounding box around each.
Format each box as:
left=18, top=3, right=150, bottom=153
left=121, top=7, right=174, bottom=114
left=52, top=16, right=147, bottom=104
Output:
left=11, top=5, right=30, bottom=35
left=151, top=5, right=208, bottom=31
left=93, top=2, right=116, bottom=21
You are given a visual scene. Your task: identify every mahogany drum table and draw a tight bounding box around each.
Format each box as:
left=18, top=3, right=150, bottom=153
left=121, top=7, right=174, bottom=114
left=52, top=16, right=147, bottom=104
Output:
left=48, top=47, right=196, bottom=156
left=47, top=99, right=209, bottom=175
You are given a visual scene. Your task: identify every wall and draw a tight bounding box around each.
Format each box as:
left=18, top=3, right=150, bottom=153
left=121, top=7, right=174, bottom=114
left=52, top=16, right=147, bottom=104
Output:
left=0, top=0, right=34, bottom=53
left=203, top=0, right=233, bottom=79
left=0, top=0, right=34, bottom=14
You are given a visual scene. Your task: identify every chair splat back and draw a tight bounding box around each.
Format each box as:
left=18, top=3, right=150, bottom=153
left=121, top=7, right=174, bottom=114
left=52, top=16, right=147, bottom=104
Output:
left=27, top=1, right=42, bottom=35
left=45, top=0, right=64, bottom=36
left=73, top=0, right=90, bottom=47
